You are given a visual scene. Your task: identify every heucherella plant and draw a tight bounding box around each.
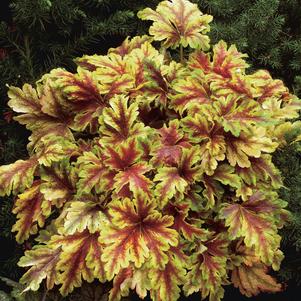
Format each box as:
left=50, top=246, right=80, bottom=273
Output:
left=0, top=0, right=300, bottom=300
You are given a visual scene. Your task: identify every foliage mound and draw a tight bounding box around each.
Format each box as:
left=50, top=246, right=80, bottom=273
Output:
left=0, top=0, right=301, bottom=300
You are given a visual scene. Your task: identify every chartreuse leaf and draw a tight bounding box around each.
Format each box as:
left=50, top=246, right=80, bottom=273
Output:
left=79, top=53, right=128, bottom=83
left=8, top=78, right=74, bottom=146
left=101, top=195, right=178, bottom=280
left=52, top=230, right=106, bottom=296
left=1, top=1, right=299, bottom=300
left=261, top=94, right=301, bottom=120
left=99, top=95, right=151, bottom=144
left=109, top=267, right=134, bottom=301
left=201, top=163, right=241, bottom=208
left=108, top=35, right=153, bottom=57
left=126, top=41, right=164, bottom=95
left=213, top=95, right=270, bottom=137
left=154, top=166, right=188, bottom=204
left=50, top=67, right=103, bottom=103
left=182, top=111, right=226, bottom=175
left=184, top=235, right=229, bottom=301
left=212, top=164, right=241, bottom=189
left=44, top=67, right=108, bottom=133
left=138, top=0, right=213, bottom=50
left=220, top=192, right=283, bottom=265
left=39, top=79, right=70, bottom=119
left=7, top=83, right=42, bottom=114
left=140, top=59, right=172, bottom=108
left=149, top=246, right=188, bottom=301
left=19, top=231, right=107, bottom=295
left=248, top=70, right=288, bottom=103
left=18, top=246, right=61, bottom=292
left=34, top=136, right=78, bottom=167
left=12, top=181, right=51, bottom=243
left=161, top=61, right=190, bottom=84
left=105, top=140, right=153, bottom=199
left=170, top=76, right=211, bottom=114
left=210, top=73, right=254, bottom=100
left=0, top=157, right=38, bottom=196
left=109, top=265, right=151, bottom=301
left=164, top=203, right=207, bottom=241
left=188, top=40, right=249, bottom=85
left=40, top=161, right=77, bottom=207
left=225, top=127, right=278, bottom=168
left=101, top=74, right=134, bottom=101
left=77, top=149, right=115, bottom=195
left=248, top=155, right=283, bottom=189
left=150, top=119, right=191, bottom=167
left=154, top=146, right=202, bottom=207
left=211, top=40, right=249, bottom=78
left=61, top=197, right=109, bottom=235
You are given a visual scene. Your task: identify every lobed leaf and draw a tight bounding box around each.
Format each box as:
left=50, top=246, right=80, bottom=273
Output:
left=220, top=193, right=282, bottom=265
left=52, top=230, right=106, bottom=296
left=232, top=261, right=282, bottom=297
left=109, top=265, right=151, bottom=301
left=77, top=150, right=115, bottom=195
left=149, top=246, right=187, bottom=301
left=7, top=84, right=42, bottom=114
left=101, top=196, right=178, bottom=280
left=0, top=157, right=38, bottom=196
left=18, top=246, right=61, bottom=292
left=12, top=181, right=51, bottom=243
left=40, top=161, right=76, bottom=207
left=99, top=95, right=150, bottom=144
left=184, top=236, right=229, bottom=301
left=108, top=35, right=153, bottom=57
left=61, top=199, right=109, bottom=235
left=170, top=76, right=211, bottom=114
left=138, top=0, right=213, bottom=50
left=150, top=119, right=191, bottom=167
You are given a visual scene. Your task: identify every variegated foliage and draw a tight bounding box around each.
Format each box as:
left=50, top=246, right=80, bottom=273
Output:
left=0, top=0, right=300, bottom=300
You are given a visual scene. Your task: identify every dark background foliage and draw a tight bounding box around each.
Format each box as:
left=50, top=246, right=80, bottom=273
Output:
left=0, top=0, right=301, bottom=299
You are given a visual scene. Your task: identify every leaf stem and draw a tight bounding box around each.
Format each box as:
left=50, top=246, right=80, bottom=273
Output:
left=180, top=45, right=184, bottom=63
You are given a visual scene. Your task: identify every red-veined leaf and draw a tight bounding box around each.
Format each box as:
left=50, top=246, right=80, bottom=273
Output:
left=213, top=95, right=269, bottom=137
left=108, top=35, right=153, bottom=57
left=77, top=150, right=115, bottom=195
left=225, top=127, right=278, bottom=168
left=182, top=112, right=226, bottom=174
left=0, top=157, right=38, bottom=196
left=138, top=0, right=213, bottom=50
left=52, top=230, right=106, bottom=296
left=149, top=246, right=187, bottom=301
left=170, top=76, right=211, bottom=114
left=183, top=235, right=229, bottom=301
left=78, top=53, right=127, bottom=82
left=109, top=265, right=151, bottom=301
left=12, top=181, right=51, bottom=243
left=150, top=119, right=191, bottom=167
left=211, top=41, right=249, bottom=79
left=18, top=246, right=61, bottom=292
left=40, top=161, right=77, bottom=207
left=220, top=193, right=282, bottom=265
left=164, top=203, right=206, bottom=240
left=99, top=95, right=151, bottom=144
left=101, top=196, right=178, bottom=280
left=61, top=199, right=110, bottom=235
left=154, top=146, right=202, bottom=206
left=105, top=140, right=153, bottom=198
